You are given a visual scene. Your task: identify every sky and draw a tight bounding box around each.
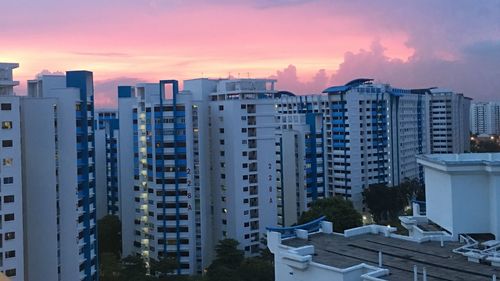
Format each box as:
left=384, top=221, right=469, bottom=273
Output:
left=1, top=0, right=499, bottom=107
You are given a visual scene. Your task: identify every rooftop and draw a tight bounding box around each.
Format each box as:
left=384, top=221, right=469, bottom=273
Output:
left=417, top=153, right=500, bottom=166
left=283, top=232, right=500, bottom=281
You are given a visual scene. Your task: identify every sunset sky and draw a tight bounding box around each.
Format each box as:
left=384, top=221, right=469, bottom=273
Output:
left=2, top=0, right=499, bottom=107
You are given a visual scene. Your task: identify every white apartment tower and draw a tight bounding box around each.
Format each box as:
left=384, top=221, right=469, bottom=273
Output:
left=118, top=81, right=210, bottom=275
left=470, top=101, right=500, bottom=135
left=23, top=72, right=97, bottom=281
left=0, top=63, right=24, bottom=280
left=185, top=78, right=278, bottom=255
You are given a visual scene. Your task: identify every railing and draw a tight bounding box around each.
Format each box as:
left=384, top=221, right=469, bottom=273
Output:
left=267, top=216, right=326, bottom=238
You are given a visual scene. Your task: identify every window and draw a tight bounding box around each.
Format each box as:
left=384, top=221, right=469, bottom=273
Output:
left=5, top=269, right=15, bottom=277
left=4, top=195, right=14, bottom=203
left=3, top=158, right=12, bottom=166
left=4, top=213, right=14, bottom=221
left=1, top=103, right=12, bottom=111
left=219, top=128, right=224, bottom=134
left=3, top=177, right=13, bottom=184
left=2, top=121, right=12, bottom=129
left=5, top=251, right=15, bottom=258
left=219, top=105, right=224, bottom=111
left=2, top=140, right=12, bottom=147
left=5, top=232, right=15, bottom=240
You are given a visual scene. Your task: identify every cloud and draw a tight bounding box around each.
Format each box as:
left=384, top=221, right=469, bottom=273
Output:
left=329, top=40, right=500, bottom=101
left=73, top=52, right=131, bottom=57
left=94, top=77, right=143, bottom=108
left=36, top=69, right=65, bottom=78
left=271, top=65, right=329, bottom=94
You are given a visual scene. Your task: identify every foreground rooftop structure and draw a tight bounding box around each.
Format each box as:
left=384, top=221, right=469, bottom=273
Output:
left=268, top=219, right=500, bottom=281
left=415, top=153, right=500, bottom=240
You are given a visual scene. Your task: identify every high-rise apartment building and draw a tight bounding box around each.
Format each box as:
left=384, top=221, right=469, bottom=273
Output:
left=0, top=63, right=24, bottom=280
left=470, top=101, right=500, bottom=135
left=23, top=71, right=97, bottom=281
left=95, top=110, right=119, bottom=219
left=276, top=112, right=325, bottom=226
left=276, top=79, right=469, bottom=210
left=429, top=89, right=471, bottom=153
left=118, top=81, right=209, bottom=274
left=185, top=79, right=278, bottom=255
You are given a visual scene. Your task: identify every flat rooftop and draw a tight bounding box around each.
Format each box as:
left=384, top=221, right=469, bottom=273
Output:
left=417, top=153, right=500, bottom=165
left=283, top=232, right=500, bottom=281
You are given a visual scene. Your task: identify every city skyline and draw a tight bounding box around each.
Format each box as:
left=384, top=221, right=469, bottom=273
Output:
left=2, top=0, right=499, bottom=107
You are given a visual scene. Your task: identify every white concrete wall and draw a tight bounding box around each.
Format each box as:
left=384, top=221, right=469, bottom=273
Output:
left=21, top=97, right=58, bottom=281
left=423, top=167, right=454, bottom=233
left=118, top=92, right=136, bottom=257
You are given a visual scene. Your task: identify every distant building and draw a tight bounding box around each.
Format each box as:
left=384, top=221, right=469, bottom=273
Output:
left=276, top=112, right=325, bottom=226
left=0, top=63, right=24, bottom=280
left=23, top=72, right=97, bottom=281
left=276, top=80, right=471, bottom=211
left=428, top=89, right=471, bottom=153
left=95, top=110, right=119, bottom=219
left=470, top=101, right=500, bottom=135
left=277, top=80, right=434, bottom=210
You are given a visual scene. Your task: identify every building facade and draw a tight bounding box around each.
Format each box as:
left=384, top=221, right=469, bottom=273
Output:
left=190, top=79, right=278, bottom=256
left=95, top=110, right=119, bottom=219
left=23, top=72, right=97, bottom=281
left=277, top=79, right=433, bottom=209
left=470, top=101, right=500, bottom=135
left=119, top=81, right=209, bottom=274
left=429, top=88, right=471, bottom=153
left=0, top=63, right=24, bottom=280
left=276, top=112, right=325, bottom=226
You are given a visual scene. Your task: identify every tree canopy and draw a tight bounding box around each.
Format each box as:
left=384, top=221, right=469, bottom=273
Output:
left=206, top=239, right=274, bottom=281
left=363, top=179, right=424, bottom=223
left=297, top=197, right=362, bottom=232
left=98, top=215, right=122, bottom=257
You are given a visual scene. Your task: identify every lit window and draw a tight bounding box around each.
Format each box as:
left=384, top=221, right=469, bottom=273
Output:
left=3, top=158, right=12, bottom=166
left=2, top=121, right=12, bottom=129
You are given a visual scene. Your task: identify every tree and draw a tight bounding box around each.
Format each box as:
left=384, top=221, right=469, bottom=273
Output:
left=471, top=139, right=500, bottom=152
left=120, top=255, right=154, bottom=281
left=213, top=239, right=244, bottom=268
left=98, top=215, right=122, bottom=257
left=206, top=239, right=245, bottom=281
left=100, top=253, right=122, bottom=281
left=150, top=257, right=178, bottom=278
left=363, top=184, right=407, bottom=223
left=297, top=197, right=362, bottom=232
left=399, top=178, right=425, bottom=203
left=238, top=258, right=274, bottom=281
